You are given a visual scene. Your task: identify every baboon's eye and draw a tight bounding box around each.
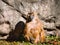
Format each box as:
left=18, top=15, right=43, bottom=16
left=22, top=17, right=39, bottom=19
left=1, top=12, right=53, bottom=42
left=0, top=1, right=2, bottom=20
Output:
left=28, top=12, right=34, bottom=19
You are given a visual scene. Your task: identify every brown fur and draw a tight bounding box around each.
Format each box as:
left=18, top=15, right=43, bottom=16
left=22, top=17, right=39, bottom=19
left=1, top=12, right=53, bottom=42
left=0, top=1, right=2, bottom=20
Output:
left=24, top=12, right=45, bottom=43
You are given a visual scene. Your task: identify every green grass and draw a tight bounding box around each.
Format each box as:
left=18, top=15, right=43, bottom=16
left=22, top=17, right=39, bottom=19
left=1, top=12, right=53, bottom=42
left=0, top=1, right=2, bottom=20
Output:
left=0, top=36, right=60, bottom=45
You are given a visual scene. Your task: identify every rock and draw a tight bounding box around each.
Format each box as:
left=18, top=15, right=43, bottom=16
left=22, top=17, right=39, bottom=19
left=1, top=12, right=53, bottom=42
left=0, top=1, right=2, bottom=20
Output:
left=45, top=29, right=60, bottom=37
left=55, top=15, right=60, bottom=29
left=42, top=21, right=56, bottom=30
left=45, top=30, right=56, bottom=36
left=0, top=0, right=26, bottom=29
left=0, top=0, right=26, bottom=39
left=0, top=13, right=5, bottom=23
left=55, top=0, right=60, bottom=29
left=2, top=0, right=15, bottom=7
left=0, top=35, right=9, bottom=39
left=56, top=30, right=60, bottom=37
left=0, top=0, right=60, bottom=39
left=0, top=21, right=11, bottom=39
left=0, top=22, right=11, bottom=34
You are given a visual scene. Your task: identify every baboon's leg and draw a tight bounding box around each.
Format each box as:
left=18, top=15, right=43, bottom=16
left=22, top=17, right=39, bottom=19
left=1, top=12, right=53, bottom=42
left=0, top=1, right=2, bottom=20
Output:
left=40, top=30, right=45, bottom=43
left=34, top=34, right=40, bottom=43
left=25, top=34, right=30, bottom=41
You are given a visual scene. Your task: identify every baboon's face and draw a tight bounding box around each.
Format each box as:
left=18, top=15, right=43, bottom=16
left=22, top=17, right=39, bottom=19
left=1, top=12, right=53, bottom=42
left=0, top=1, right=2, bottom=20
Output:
left=22, top=13, right=34, bottom=23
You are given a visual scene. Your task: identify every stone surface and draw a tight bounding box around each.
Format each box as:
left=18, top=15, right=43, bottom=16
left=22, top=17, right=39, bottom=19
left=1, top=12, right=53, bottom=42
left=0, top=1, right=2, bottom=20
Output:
left=0, top=0, right=60, bottom=39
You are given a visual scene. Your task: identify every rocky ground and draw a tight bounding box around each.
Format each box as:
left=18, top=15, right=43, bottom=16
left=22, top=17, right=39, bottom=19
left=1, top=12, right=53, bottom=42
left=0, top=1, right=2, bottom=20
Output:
left=0, top=0, right=60, bottom=40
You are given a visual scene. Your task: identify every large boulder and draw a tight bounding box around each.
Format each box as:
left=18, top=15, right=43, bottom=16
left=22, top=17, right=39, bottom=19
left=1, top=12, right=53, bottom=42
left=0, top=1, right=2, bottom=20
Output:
left=0, top=0, right=60, bottom=39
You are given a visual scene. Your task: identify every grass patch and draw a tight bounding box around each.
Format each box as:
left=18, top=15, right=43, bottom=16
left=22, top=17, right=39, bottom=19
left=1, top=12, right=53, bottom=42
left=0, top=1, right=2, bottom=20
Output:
left=0, top=36, right=60, bottom=45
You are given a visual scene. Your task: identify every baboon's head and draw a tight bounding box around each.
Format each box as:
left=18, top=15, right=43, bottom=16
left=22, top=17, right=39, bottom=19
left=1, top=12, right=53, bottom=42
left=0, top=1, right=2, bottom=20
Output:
left=22, top=12, right=34, bottom=23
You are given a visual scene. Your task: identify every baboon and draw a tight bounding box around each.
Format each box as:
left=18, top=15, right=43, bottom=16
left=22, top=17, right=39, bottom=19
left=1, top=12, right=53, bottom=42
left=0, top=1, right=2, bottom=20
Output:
left=23, top=11, right=46, bottom=43
left=7, top=21, right=26, bottom=41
